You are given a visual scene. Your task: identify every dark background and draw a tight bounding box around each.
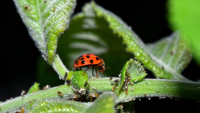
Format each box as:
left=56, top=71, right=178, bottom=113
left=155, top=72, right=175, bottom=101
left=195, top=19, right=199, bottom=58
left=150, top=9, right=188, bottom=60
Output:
left=1, top=0, right=200, bottom=112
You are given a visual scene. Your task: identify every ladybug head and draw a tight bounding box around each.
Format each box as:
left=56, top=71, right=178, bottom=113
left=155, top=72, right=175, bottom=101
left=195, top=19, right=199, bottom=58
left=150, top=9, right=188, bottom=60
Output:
left=99, top=64, right=110, bottom=73
left=99, top=64, right=106, bottom=73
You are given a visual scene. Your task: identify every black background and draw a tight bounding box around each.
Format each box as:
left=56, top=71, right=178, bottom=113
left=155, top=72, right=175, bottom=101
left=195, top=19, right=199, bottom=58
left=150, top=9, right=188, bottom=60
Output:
left=1, top=0, right=200, bottom=112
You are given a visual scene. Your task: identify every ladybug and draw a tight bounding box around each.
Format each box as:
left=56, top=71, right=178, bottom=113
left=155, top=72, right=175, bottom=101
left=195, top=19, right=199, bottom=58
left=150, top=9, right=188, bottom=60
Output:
left=73, top=53, right=108, bottom=77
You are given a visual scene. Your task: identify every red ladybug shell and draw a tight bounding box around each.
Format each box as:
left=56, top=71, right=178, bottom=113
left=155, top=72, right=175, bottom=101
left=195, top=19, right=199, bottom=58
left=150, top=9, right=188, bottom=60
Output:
left=73, top=54, right=103, bottom=68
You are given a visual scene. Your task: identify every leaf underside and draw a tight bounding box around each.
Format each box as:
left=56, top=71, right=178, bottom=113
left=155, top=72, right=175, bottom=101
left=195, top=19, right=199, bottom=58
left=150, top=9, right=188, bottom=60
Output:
left=90, top=2, right=192, bottom=81
left=13, top=0, right=76, bottom=63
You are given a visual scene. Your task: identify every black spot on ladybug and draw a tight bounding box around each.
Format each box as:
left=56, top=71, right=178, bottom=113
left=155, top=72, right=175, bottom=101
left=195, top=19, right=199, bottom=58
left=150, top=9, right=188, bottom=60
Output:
left=81, top=60, right=85, bottom=64
left=75, top=61, right=78, bottom=65
left=81, top=58, right=84, bottom=60
left=96, top=57, right=99, bottom=60
left=86, top=55, right=90, bottom=58
left=90, top=60, right=93, bottom=63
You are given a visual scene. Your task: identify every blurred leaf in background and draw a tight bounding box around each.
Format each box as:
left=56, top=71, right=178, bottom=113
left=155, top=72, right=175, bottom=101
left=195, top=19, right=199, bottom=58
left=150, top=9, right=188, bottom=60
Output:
left=168, top=0, right=200, bottom=65
left=57, top=4, right=133, bottom=77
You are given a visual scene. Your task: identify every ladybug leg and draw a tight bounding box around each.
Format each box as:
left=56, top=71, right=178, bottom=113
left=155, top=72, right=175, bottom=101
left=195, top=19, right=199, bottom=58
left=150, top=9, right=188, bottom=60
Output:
left=92, top=66, right=95, bottom=77
left=83, top=65, right=91, bottom=75
left=95, top=66, right=98, bottom=78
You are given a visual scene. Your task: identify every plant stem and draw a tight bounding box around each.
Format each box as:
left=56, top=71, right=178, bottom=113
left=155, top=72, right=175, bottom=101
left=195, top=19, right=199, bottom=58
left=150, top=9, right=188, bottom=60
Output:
left=1, top=78, right=200, bottom=112
left=52, top=54, right=69, bottom=79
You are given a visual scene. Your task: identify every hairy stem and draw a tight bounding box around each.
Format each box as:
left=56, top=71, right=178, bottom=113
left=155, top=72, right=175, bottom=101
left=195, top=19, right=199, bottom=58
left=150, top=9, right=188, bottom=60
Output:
left=0, top=78, right=200, bottom=112
left=52, top=54, right=69, bottom=79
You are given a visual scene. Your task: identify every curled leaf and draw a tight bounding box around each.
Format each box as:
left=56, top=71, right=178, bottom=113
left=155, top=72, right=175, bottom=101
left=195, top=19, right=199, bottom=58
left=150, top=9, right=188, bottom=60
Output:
left=91, top=2, right=192, bottom=81
left=27, top=82, right=40, bottom=94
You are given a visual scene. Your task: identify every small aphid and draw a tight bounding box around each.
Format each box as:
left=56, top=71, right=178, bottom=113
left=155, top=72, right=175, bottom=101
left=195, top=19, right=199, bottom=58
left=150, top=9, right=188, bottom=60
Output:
left=43, top=85, right=50, bottom=90
left=134, top=60, right=137, bottom=64
left=125, top=98, right=132, bottom=102
left=130, top=82, right=134, bottom=85
left=89, top=92, right=99, bottom=101
left=53, top=7, right=56, bottom=13
left=135, top=79, right=138, bottom=82
left=131, top=87, right=134, bottom=91
left=33, top=99, right=36, bottom=101
left=21, top=90, right=26, bottom=96
left=156, top=89, right=159, bottom=92
left=18, top=107, right=25, bottom=113
left=162, top=66, right=164, bottom=70
left=44, top=0, right=46, bottom=3
left=72, top=94, right=78, bottom=101
left=84, top=81, right=88, bottom=87
left=57, top=91, right=63, bottom=96
left=24, top=6, right=28, bottom=10
left=114, top=79, right=119, bottom=84
left=125, top=88, right=128, bottom=94
left=171, top=51, right=174, bottom=55
left=126, top=78, right=130, bottom=83
left=28, top=101, right=32, bottom=103
left=66, top=79, right=71, bottom=85
left=118, top=74, right=121, bottom=77
left=110, top=77, right=113, bottom=81
left=64, top=72, right=68, bottom=80
left=164, top=85, right=166, bottom=87
left=117, top=104, right=123, bottom=112
left=112, top=85, right=116, bottom=92
left=92, top=86, right=96, bottom=90
left=146, top=81, right=148, bottom=84
left=144, top=93, right=146, bottom=96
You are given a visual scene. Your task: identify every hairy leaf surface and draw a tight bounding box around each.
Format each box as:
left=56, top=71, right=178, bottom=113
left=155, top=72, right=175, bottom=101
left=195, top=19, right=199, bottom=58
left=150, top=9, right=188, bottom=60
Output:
left=91, top=2, right=192, bottom=81
left=13, top=0, right=76, bottom=63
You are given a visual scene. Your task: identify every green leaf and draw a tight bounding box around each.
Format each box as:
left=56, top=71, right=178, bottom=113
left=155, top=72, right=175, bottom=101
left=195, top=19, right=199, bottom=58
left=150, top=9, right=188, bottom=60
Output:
left=146, top=32, right=192, bottom=74
left=27, top=82, right=40, bottom=94
left=115, top=59, right=147, bottom=95
left=168, top=0, right=200, bottom=66
left=13, top=0, right=76, bottom=63
left=124, top=59, right=147, bottom=83
left=57, top=3, right=133, bottom=77
left=84, top=92, right=116, bottom=113
left=71, top=70, right=89, bottom=94
left=91, top=2, right=192, bottom=81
